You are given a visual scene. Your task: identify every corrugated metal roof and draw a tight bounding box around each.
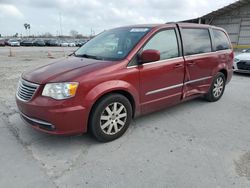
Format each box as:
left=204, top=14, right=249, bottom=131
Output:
left=202, top=0, right=250, bottom=18
left=179, top=0, right=250, bottom=23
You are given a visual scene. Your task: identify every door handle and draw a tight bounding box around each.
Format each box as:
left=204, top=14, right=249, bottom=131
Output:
left=174, top=63, right=183, bottom=68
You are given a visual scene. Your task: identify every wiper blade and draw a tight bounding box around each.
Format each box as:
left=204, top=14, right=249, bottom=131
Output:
left=76, top=54, right=102, bottom=60
left=69, top=52, right=76, bottom=56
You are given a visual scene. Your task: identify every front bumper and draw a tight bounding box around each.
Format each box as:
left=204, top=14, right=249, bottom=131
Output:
left=16, top=95, right=88, bottom=135
left=233, top=61, right=250, bottom=73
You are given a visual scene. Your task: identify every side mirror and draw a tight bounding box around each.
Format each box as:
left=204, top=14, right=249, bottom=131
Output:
left=242, top=49, right=247, bottom=53
left=139, top=49, right=160, bottom=64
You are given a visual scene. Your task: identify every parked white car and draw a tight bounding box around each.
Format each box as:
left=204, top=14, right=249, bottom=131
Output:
left=68, top=42, right=76, bottom=47
left=7, top=39, right=20, bottom=47
left=60, top=41, right=69, bottom=47
left=233, top=49, right=250, bottom=73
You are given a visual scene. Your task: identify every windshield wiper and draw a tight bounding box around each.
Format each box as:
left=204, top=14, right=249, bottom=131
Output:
left=69, top=52, right=76, bottom=56
left=75, top=54, right=102, bottom=60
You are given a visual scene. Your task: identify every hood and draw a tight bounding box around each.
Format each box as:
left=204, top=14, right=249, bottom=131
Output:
left=22, top=57, right=115, bottom=84
left=235, top=53, right=250, bottom=61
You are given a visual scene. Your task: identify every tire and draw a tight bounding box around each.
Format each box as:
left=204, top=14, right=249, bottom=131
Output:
left=89, top=94, right=132, bottom=142
left=204, top=72, right=226, bottom=102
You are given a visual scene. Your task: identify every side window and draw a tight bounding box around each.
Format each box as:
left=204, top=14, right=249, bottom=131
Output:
left=182, top=28, right=212, bottom=55
left=143, top=29, right=179, bottom=60
left=213, top=29, right=231, bottom=51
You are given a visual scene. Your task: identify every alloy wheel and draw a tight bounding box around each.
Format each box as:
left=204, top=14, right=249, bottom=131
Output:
left=100, top=102, right=127, bottom=135
left=213, top=76, right=224, bottom=98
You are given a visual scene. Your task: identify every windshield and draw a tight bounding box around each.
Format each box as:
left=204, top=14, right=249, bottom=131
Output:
left=75, top=27, right=151, bottom=61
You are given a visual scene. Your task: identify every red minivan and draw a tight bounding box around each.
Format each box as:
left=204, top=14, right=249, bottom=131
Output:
left=16, top=23, right=233, bottom=142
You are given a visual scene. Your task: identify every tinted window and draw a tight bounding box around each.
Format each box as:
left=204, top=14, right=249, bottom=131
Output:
left=182, top=28, right=212, bottom=55
left=143, top=29, right=179, bottom=60
left=213, top=29, right=231, bottom=51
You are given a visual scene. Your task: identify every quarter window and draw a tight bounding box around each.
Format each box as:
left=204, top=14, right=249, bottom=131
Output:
left=213, top=29, right=231, bottom=51
left=143, top=29, right=179, bottom=60
left=182, top=28, right=212, bottom=55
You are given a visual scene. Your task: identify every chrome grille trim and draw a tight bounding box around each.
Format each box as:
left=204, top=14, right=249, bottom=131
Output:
left=16, top=79, right=39, bottom=102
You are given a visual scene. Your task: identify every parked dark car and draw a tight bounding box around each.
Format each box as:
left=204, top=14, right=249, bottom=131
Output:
left=16, top=23, right=233, bottom=142
left=33, top=39, right=46, bottom=46
left=20, top=40, right=33, bottom=46
left=46, top=39, right=59, bottom=46
left=4, top=39, right=8, bottom=45
left=0, top=39, right=5, bottom=46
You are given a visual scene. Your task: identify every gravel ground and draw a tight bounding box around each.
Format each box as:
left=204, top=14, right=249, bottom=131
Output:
left=0, top=47, right=250, bottom=188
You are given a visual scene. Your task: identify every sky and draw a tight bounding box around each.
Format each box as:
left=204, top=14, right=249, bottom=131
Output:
left=0, top=0, right=238, bottom=37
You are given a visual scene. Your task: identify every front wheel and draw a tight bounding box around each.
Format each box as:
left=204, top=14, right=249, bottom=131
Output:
left=204, top=72, right=226, bottom=102
left=89, top=94, right=132, bottom=142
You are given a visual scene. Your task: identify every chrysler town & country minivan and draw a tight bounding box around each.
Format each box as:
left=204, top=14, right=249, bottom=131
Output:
left=16, top=23, right=233, bottom=142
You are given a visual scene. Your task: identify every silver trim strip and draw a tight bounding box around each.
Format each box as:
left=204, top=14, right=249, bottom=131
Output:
left=127, top=57, right=183, bottom=68
left=143, top=57, right=183, bottom=66
left=128, top=48, right=233, bottom=69
left=21, top=79, right=39, bottom=88
left=184, top=51, right=216, bottom=58
left=146, top=76, right=212, bottom=96
left=184, top=49, right=232, bottom=58
left=20, top=112, right=53, bottom=126
left=146, top=83, right=183, bottom=95
left=185, top=76, right=212, bottom=85
left=127, top=65, right=138, bottom=69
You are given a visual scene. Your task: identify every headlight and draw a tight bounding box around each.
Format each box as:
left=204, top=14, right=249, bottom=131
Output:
left=42, top=82, right=79, bottom=100
left=234, top=58, right=240, bottom=62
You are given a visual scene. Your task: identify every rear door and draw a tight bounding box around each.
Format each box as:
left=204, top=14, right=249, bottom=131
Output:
left=139, top=28, right=185, bottom=114
left=179, top=27, right=218, bottom=98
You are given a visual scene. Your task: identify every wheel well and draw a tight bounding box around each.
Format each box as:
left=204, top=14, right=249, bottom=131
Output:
left=87, top=90, right=136, bottom=132
left=219, top=69, right=227, bottom=81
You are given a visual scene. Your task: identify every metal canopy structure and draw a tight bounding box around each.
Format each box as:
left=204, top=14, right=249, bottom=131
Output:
left=203, top=0, right=250, bottom=19
left=181, top=0, right=250, bottom=47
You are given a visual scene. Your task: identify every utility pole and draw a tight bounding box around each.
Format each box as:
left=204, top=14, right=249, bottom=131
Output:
left=59, top=12, right=63, bottom=36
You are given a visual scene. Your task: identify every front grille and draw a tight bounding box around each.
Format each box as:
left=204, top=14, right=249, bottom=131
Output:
left=237, top=61, right=250, bottom=70
left=17, top=79, right=39, bottom=102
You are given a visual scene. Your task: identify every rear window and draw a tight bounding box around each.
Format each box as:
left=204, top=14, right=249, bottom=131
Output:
left=182, top=28, right=212, bottom=56
left=213, top=29, right=231, bottom=51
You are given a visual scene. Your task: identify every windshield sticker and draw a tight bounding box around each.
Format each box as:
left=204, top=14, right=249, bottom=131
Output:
left=117, top=51, right=123, bottom=55
left=130, top=28, right=149, bottom=32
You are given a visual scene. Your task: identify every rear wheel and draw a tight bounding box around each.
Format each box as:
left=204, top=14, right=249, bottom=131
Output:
left=205, top=72, right=226, bottom=102
left=89, top=94, right=132, bottom=142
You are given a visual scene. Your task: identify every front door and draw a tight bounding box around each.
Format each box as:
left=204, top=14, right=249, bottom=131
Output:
left=139, top=28, right=185, bottom=114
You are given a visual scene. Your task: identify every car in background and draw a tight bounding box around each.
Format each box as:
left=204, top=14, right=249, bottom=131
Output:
left=233, top=49, right=250, bottom=73
left=46, top=39, right=59, bottom=46
left=68, top=41, right=76, bottom=47
left=20, top=39, right=33, bottom=46
left=7, top=39, right=20, bottom=46
left=0, top=39, right=5, bottom=46
left=4, top=39, right=9, bottom=45
left=59, top=40, right=69, bottom=47
left=33, top=39, right=45, bottom=46
left=76, top=40, right=87, bottom=47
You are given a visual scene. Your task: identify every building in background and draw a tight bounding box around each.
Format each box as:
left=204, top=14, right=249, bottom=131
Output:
left=183, top=0, right=250, bottom=48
